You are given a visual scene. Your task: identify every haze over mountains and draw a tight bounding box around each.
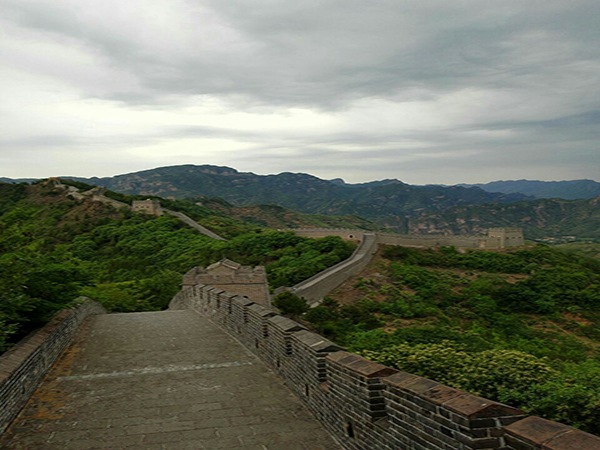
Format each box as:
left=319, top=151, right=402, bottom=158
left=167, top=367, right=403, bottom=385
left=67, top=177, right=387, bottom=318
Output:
left=459, top=179, right=600, bottom=200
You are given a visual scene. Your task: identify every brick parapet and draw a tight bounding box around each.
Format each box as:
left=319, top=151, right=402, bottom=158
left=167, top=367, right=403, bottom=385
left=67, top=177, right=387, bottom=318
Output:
left=0, top=299, right=107, bottom=434
left=168, top=287, right=600, bottom=450
left=504, top=416, right=600, bottom=450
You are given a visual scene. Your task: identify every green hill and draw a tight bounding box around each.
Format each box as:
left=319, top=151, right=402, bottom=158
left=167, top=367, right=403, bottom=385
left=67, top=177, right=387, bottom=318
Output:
left=409, top=196, right=600, bottom=240
left=295, top=244, right=600, bottom=433
left=0, top=181, right=355, bottom=352
left=195, top=196, right=380, bottom=230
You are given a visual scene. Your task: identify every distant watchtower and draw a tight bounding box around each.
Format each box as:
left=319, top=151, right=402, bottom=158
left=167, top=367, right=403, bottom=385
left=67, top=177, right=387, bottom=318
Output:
left=132, top=199, right=163, bottom=216
left=488, top=227, right=524, bottom=247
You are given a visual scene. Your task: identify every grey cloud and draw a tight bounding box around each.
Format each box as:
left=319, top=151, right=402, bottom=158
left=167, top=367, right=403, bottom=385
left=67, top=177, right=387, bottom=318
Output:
left=4, top=0, right=599, bottom=110
left=1, top=0, right=599, bottom=183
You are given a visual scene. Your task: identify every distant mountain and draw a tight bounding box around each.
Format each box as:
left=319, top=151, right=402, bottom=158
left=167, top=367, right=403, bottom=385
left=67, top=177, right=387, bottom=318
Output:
left=38, top=165, right=529, bottom=221
left=409, top=196, right=600, bottom=239
left=459, top=179, right=600, bottom=200
left=0, top=177, right=37, bottom=184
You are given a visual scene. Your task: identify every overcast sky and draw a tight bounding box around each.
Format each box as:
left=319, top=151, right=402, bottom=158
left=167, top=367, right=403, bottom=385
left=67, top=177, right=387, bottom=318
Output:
left=1, top=0, right=599, bottom=184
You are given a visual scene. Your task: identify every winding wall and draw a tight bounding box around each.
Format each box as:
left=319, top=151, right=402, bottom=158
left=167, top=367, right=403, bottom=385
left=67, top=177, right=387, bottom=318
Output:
left=278, top=228, right=514, bottom=304
left=289, top=228, right=504, bottom=249
left=163, top=209, right=226, bottom=240
left=282, top=232, right=378, bottom=305
left=54, top=180, right=226, bottom=241
left=170, top=286, right=600, bottom=450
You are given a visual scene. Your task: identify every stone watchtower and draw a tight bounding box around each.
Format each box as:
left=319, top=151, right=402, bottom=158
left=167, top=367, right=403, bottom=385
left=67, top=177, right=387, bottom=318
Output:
left=132, top=199, right=163, bottom=216
left=182, top=259, right=271, bottom=308
left=488, top=227, right=525, bottom=247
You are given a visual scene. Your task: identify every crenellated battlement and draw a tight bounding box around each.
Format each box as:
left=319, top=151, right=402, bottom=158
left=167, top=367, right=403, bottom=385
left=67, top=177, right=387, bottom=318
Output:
left=169, top=284, right=600, bottom=450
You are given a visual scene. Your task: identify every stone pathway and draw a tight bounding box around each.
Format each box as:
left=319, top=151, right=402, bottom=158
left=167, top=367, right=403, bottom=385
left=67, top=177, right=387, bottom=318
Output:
left=2, top=311, right=339, bottom=450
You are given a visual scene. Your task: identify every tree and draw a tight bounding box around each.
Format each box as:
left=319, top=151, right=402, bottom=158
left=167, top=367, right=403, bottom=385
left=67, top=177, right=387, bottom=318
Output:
left=273, top=291, right=309, bottom=317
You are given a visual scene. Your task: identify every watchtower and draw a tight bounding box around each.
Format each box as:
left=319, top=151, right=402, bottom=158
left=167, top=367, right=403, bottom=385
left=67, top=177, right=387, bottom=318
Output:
left=132, top=199, right=163, bottom=216
left=182, top=259, right=271, bottom=308
left=488, top=227, right=525, bottom=247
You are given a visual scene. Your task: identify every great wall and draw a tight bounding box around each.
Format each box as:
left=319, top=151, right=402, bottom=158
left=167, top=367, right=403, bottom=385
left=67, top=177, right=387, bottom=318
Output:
left=2, top=284, right=600, bottom=448
left=276, top=227, right=524, bottom=305
left=1, top=181, right=598, bottom=449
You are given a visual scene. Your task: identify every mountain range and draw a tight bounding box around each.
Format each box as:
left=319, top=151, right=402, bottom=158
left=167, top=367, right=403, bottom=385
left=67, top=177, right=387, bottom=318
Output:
left=458, top=179, right=600, bottom=200
left=0, top=165, right=529, bottom=221
left=3, top=165, right=600, bottom=239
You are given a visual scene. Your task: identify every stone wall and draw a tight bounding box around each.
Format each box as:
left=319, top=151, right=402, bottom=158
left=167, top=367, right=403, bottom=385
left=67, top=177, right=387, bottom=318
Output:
left=0, top=299, right=107, bottom=434
left=163, top=209, right=226, bottom=240
left=282, top=232, right=378, bottom=305
left=376, top=232, right=492, bottom=248
left=169, top=286, right=600, bottom=450
left=278, top=228, right=507, bottom=305
left=289, top=228, right=366, bottom=241
left=285, top=227, right=519, bottom=250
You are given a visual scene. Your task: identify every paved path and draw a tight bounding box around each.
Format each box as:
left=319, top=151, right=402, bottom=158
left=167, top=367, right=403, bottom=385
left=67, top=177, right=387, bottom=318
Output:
left=2, top=311, right=339, bottom=450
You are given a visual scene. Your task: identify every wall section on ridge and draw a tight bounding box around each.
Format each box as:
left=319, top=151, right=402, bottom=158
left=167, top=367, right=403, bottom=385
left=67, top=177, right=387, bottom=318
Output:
left=169, top=285, right=600, bottom=450
left=277, top=228, right=511, bottom=306
left=284, top=232, right=378, bottom=305
left=0, top=299, right=107, bottom=434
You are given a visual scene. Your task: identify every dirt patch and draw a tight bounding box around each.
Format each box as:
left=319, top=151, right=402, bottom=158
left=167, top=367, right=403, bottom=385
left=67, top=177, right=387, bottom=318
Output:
left=563, top=312, right=594, bottom=327
left=16, top=319, right=94, bottom=423
left=328, top=247, right=391, bottom=305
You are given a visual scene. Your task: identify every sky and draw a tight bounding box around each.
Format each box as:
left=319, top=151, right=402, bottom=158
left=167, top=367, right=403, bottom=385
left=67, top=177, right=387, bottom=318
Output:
left=1, top=0, right=599, bottom=184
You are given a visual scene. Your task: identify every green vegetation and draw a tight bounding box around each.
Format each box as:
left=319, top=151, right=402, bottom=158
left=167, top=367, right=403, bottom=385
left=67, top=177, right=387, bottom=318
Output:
left=273, top=291, right=310, bottom=317
left=556, top=242, right=600, bottom=260
left=195, top=197, right=380, bottom=231
left=297, top=245, right=600, bottom=433
left=0, top=182, right=354, bottom=352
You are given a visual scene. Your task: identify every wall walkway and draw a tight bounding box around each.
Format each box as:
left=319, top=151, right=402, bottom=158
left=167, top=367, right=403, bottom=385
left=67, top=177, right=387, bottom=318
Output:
left=278, top=233, right=378, bottom=305
left=0, top=309, right=338, bottom=449
left=2, top=287, right=600, bottom=449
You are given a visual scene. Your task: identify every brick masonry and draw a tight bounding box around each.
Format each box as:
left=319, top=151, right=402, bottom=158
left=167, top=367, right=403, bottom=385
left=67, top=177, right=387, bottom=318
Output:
left=0, top=298, right=107, bottom=434
left=170, top=285, right=600, bottom=450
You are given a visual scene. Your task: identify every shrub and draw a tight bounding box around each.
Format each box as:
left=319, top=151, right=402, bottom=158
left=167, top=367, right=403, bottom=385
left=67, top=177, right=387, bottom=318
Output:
left=273, top=291, right=309, bottom=317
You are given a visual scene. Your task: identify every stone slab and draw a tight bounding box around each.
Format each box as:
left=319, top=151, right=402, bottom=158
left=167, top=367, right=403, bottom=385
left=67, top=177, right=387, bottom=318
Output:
left=2, top=311, right=339, bottom=450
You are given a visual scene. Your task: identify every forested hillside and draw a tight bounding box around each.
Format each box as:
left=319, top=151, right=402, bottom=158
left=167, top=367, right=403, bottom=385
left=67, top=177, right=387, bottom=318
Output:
left=194, top=196, right=380, bottom=230
left=409, top=196, right=600, bottom=240
left=283, top=245, right=600, bottom=433
left=0, top=181, right=354, bottom=352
